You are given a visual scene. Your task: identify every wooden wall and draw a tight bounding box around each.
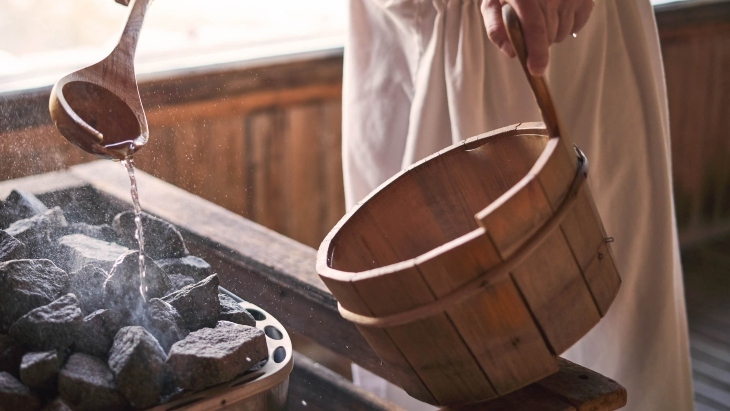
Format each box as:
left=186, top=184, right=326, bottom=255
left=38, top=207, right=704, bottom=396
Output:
left=0, top=52, right=345, bottom=249
left=1, top=2, right=729, bottom=249
left=657, top=1, right=730, bottom=245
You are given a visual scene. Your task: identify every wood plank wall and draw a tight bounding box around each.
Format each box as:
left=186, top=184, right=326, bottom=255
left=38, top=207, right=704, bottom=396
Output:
left=0, top=52, right=345, bottom=248
left=656, top=1, right=730, bottom=245
left=1, top=2, right=729, bottom=249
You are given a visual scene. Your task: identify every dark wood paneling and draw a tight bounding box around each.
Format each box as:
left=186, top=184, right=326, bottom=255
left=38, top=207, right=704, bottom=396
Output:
left=0, top=52, right=345, bottom=249
left=289, top=354, right=405, bottom=411
left=0, top=51, right=344, bottom=132
left=657, top=0, right=730, bottom=245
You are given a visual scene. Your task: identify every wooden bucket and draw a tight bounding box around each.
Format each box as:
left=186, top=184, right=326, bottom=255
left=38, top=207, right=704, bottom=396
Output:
left=316, top=6, right=620, bottom=407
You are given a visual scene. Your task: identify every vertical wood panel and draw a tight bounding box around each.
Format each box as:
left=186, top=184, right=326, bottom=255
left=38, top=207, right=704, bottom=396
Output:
left=660, top=12, right=730, bottom=244
left=285, top=104, right=327, bottom=248
left=322, top=100, right=346, bottom=232
left=247, top=109, right=285, bottom=231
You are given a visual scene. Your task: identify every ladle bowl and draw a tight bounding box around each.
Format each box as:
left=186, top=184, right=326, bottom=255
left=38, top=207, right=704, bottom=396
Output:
left=49, top=0, right=151, bottom=160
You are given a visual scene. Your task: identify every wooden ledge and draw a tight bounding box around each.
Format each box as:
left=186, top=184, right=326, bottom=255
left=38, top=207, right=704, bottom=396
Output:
left=443, top=359, right=626, bottom=411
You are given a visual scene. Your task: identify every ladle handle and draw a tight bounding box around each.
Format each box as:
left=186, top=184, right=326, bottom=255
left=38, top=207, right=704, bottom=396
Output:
left=113, top=0, right=152, bottom=61
left=502, top=4, right=562, bottom=139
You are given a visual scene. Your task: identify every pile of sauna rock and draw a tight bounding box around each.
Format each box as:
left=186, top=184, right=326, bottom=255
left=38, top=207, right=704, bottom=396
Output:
left=0, top=190, right=269, bottom=411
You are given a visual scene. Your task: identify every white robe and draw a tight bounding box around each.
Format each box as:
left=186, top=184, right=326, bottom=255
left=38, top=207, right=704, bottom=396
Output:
left=342, top=0, right=694, bottom=410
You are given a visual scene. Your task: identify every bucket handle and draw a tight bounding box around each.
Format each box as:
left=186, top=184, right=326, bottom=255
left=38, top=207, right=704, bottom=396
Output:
left=503, top=4, right=563, bottom=140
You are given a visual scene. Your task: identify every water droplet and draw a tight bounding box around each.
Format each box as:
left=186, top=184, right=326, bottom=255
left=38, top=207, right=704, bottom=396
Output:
left=246, top=357, right=251, bottom=362
left=572, top=32, right=577, bottom=38
left=302, top=400, right=307, bottom=406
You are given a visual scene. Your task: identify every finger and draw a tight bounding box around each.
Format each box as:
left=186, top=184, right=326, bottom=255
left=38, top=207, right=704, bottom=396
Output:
left=482, top=0, right=515, bottom=57
left=510, top=0, right=550, bottom=76
left=572, top=0, right=594, bottom=34
left=539, top=0, right=559, bottom=45
left=554, top=3, right=575, bottom=43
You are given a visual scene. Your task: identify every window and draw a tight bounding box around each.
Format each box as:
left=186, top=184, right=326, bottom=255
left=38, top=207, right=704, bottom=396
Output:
left=0, top=0, right=686, bottom=92
left=0, top=0, right=346, bottom=92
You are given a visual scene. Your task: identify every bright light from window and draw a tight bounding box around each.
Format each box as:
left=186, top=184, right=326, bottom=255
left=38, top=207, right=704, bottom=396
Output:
left=0, top=0, right=688, bottom=92
left=0, top=0, right=346, bottom=91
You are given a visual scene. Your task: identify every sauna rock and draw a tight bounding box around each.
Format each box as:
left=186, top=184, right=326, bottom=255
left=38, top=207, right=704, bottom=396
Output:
left=143, top=299, right=187, bottom=353
left=219, top=293, right=256, bottom=327
left=162, top=274, right=220, bottom=331
left=0, top=187, right=273, bottom=408
left=58, top=353, right=128, bottom=411
left=0, top=230, right=25, bottom=262
left=0, top=259, right=69, bottom=332
left=157, top=256, right=211, bottom=282
left=74, top=309, right=124, bottom=359
left=6, top=207, right=67, bottom=259
left=168, top=273, right=195, bottom=291
left=41, top=398, right=73, bottom=411
left=108, top=326, right=167, bottom=409
left=112, top=211, right=189, bottom=259
left=104, top=250, right=172, bottom=315
left=0, top=190, right=48, bottom=230
left=59, top=223, right=116, bottom=243
left=0, top=334, right=24, bottom=377
left=55, top=234, right=129, bottom=273
left=167, top=321, right=268, bottom=391
left=0, top=371, right=42, bottom=411
left=9, top=294, right=84, bottom=351
left=19, top=350, right=62, bottom=391
left=68, top=265, right=109, bottom=314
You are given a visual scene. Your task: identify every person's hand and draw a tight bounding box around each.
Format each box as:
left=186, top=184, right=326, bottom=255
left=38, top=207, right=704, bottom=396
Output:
left=481, top=0, right=593, bottom=76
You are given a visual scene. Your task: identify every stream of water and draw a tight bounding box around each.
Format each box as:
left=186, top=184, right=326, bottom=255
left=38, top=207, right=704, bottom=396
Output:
left=121, top=152, right=147, bottom=302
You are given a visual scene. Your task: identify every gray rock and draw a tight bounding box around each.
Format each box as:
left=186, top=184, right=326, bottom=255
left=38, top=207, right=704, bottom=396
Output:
left=105, top=251, right=171, bottom=317
left=5, top=207, right=67, bottom=260
left=0, top=334, right=24, bottom=377
left=167, top=321, right=268, bottom=391
left=57, top=223, right=116, bottom=243
left=74, top=310, right=124, bottom=359
left=0, top=230, right=25, bottom=262
left=162, top=275, right=220, bottom=331
left=112, top=211, right=188, bottom=259
left=50, top=185, right=119, bottom=227
left=55, top=234, right=128, bottom=274
left=0, top=190, right=48, bottom=230
left=9, top=294, right=83, bottom=351
left=108, top=326, right=167, bottom=409
left=168, top=274, right=195, bottom=291
left=40, top=399, right=73, bottom=411
left=19, top=350, right=62, bottom=391
left=0, top=259, right=69, bottom=332
left=156, top=256, right=211, bottom=282
left=144, top=299, right=187, bottom=353
left=219, top=294, right=256, bottom=327
left=68, top=265, right=108, bottom=314
left=58, top=353, right=128, bottom=411
left=0, top=371, right=42, bottom=411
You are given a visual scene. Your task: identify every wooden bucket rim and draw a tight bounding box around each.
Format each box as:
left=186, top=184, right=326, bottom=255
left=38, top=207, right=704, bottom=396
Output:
left=317, top=121, right=566, bottom=283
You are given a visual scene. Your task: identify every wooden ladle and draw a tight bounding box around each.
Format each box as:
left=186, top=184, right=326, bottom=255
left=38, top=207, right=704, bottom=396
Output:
left=49, top=0, right=152, bottom=160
